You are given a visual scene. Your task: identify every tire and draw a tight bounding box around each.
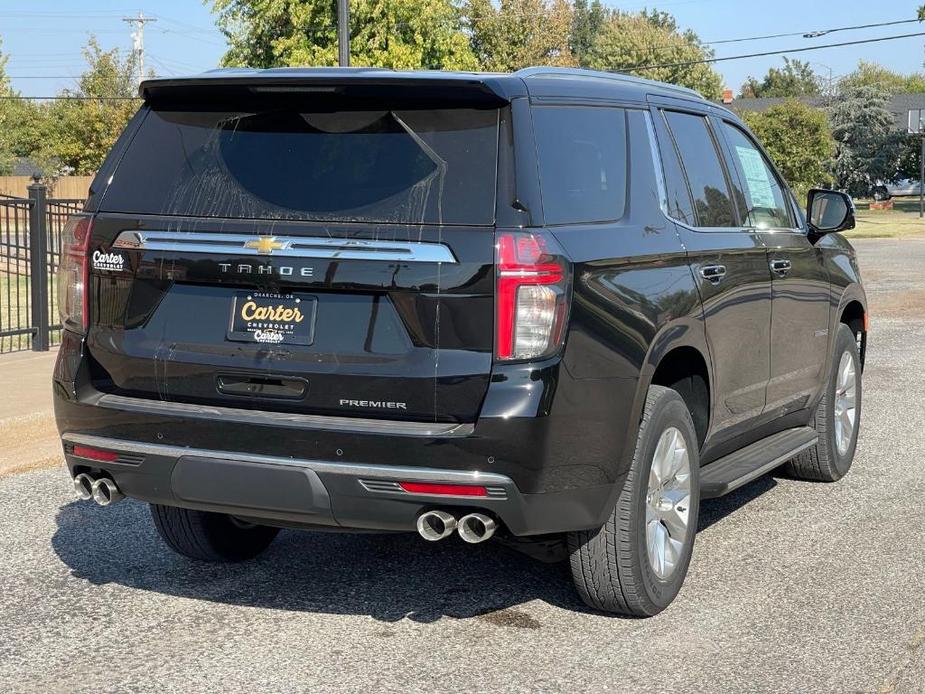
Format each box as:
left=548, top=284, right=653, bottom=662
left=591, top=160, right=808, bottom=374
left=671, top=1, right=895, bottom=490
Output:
left=150, top=504, right=280, bottom=562
left=871, top=186, right=890, bottom=202
left=568, top=385, right=700, bottom=617
left=784, top=323, right=862, bottom=482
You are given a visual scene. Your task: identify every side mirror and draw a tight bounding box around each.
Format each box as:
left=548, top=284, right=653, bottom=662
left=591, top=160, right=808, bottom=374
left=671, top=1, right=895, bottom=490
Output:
left=807, top=189, right=855, bottom=236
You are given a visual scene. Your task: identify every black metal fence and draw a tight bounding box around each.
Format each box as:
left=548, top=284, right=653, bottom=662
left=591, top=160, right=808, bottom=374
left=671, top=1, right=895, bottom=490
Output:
left=0, top=181, right=85, bottom=353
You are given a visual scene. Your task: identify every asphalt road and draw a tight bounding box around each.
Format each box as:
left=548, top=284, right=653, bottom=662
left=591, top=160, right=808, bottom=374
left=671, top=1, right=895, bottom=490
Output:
left=1, top=239, right=923, bottom=694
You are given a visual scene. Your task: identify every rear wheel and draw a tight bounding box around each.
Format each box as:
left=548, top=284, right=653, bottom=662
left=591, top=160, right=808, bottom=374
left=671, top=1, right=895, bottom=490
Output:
left=784, top=323, right=861, bottom=482
left=150, top=504, right=280, bottom=562
left=568, top=385, right=700, bottom=616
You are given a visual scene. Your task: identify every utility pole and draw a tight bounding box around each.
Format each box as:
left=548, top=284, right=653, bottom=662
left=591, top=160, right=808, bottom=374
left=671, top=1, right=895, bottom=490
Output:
left=337, top=0, right=350, bottom=66
left=122, top=11, right=157, bottom=89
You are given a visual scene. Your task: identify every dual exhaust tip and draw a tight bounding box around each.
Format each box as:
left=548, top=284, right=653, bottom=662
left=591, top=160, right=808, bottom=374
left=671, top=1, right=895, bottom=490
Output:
left=73, top=473, right=124, bottom=507
left=416, top=510, right=497, bottom=544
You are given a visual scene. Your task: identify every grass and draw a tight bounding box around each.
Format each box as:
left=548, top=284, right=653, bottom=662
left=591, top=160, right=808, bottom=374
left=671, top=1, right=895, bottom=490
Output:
left=0, top=271, right=59, bottom=353
left=848, top=197, right=925, bottom=239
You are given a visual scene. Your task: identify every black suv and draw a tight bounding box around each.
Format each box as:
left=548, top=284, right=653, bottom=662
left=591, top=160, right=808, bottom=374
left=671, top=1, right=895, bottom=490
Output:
left=54, top=67, right=867, bottom=616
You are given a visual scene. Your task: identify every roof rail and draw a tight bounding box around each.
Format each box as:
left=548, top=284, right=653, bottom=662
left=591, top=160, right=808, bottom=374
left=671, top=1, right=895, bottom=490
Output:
left=515, top=66, right=704, bottom=100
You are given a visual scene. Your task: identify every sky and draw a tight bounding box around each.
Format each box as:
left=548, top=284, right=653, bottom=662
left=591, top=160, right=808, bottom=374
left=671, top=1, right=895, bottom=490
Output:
left=1, top=0, right=924, bottom=97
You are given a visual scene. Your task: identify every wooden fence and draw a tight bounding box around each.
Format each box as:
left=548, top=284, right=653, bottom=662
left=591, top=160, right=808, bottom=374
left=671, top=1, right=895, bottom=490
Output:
left=0, top=176, right=93, bottom=201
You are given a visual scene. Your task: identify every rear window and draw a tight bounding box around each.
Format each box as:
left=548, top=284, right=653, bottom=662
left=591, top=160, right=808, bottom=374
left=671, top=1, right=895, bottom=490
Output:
left=533, top=106, right=627, bottom=225
left=102, top=107, right=500, bottom=225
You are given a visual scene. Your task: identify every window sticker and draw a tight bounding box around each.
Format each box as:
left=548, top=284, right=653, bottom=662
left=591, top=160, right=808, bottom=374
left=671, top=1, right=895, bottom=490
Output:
left=735, top=145, right=776, bottom=208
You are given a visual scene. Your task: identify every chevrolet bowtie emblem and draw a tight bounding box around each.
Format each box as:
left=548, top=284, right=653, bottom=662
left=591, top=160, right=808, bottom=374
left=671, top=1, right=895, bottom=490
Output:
left=244, top=236, right=286, bottom=255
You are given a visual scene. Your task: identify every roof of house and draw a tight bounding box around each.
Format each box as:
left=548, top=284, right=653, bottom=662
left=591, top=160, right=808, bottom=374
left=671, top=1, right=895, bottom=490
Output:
left=11, top=157, right=42, bottom=177
left=729, top=93, right=925, bottom=131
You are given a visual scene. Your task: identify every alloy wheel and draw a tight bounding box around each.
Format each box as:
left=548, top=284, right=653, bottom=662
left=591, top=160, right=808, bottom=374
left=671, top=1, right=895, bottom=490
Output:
left=834, top=351, right=858, bottom=456
left=645, top=427, right=692, bottom=580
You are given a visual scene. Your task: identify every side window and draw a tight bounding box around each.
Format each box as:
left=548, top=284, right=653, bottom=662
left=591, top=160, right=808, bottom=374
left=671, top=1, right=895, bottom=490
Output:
left=533, top=106, right=627, bottom=225
left=663, top=110, right=738, bottom=228
left=721, top=122, right=795, bottom=230
left=649, top=110, right=696, bottom=225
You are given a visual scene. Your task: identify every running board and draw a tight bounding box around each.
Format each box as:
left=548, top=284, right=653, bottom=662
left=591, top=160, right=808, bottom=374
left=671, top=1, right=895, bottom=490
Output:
left=700, top=427, right=818, bottom=499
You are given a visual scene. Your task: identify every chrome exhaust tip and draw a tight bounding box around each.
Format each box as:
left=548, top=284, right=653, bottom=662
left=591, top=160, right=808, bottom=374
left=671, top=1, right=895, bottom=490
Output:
left=91, top=478, right=124, bottom=507
left=416, top=510, right=457, bottom=541
left=73, top=473, right=95, bottom=501
left=457, top=513, right=497, bottom=544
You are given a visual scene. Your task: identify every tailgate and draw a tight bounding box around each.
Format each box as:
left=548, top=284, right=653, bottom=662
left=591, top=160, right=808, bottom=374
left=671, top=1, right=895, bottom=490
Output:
left=85, top=100, right=500, bottom=423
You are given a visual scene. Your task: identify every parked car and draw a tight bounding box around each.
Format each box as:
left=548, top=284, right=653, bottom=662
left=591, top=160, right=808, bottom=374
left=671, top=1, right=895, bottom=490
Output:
left=872, top=179, right=923, bottom=200
left=54, top=67, right=867, bottom=617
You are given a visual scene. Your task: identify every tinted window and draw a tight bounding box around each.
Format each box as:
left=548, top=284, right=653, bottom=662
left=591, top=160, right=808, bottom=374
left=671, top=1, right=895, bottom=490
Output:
left=533, top=107, right=626, bottom=225
left=663, top=111, right=737, bottom=228
left=650, top=111, right=696, bottom=225
left=722, top=123, right=794, bottom=229
left=103, top=107, right=499, bottom=225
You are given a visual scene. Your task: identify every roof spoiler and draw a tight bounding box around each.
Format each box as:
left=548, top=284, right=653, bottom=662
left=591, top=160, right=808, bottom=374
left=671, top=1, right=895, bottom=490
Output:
left=139, top=68, right=526, bottom=107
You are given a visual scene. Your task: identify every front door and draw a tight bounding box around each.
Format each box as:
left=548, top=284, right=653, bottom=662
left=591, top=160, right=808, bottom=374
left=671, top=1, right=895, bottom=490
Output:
left=716, top=119, right=830, bottom=415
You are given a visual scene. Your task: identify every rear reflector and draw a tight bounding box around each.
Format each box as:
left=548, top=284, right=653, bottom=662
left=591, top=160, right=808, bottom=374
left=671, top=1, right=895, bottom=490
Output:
left=72, top=446, right=119, bottom=463
left=398, top=482, right=488, bottom=497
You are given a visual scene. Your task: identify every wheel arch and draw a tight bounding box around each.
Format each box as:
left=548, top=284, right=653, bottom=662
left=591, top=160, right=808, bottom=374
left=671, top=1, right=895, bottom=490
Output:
left=625, top=320, right=714, bottom=464
left=836, top=285, right=868, bottom=368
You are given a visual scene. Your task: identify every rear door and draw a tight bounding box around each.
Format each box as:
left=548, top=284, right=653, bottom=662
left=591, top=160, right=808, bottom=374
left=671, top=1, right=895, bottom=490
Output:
left=86, top=100, right=503, bottom=423
left=650, top=106, right=773, bottom=439
left=716, top=119, right=830, bottom=414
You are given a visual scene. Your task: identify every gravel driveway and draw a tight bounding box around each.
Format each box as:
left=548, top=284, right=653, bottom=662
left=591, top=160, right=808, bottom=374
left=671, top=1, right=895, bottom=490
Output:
left=1, top=239, right=923, bottom=693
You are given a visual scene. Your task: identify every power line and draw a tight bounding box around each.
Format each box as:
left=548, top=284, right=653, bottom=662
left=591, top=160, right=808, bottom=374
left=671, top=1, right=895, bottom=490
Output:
left=6, top=76, right=155, bottom=79
left=703, top=17, right=923, bottom=45
left=0, top=95, right=139, bottom=100
left=627, top=31, right=925, bottom=71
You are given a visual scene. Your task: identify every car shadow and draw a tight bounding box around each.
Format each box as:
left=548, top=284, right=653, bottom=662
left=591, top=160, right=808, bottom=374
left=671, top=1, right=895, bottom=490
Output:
left=51, top=499, right=591, bottom=624
left=52, top=473, right=779, bottom=622
left=698, top=474, right=777, bottom=532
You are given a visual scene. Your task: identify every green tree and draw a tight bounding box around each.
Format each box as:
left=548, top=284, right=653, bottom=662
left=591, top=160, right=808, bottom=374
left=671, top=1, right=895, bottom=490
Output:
left=0, top=43, right=14, bottom=176
left=584, top=11, right=723, bottom=99
left=570, top=0, right=608, bottom=67
left=37, top=38, right=141, bottom=175
left=897, top=136, right=920, bottom=182
left=466, top=0, right=575, bottom=71
left=838, top=60, right=925, bottom=95
left=826, top=84, right=904, bottom=197
left=739, top=58, right=819, bottom=98
left=0, top=39, right=16, bottom=174
left=741, top=100, right=834, bottom=200
left=211, top=0, right=478, bottom=70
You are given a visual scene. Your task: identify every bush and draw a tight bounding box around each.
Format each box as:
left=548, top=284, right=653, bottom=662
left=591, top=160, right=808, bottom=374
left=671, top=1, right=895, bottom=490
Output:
left=742, top=100, right=834, bottom=202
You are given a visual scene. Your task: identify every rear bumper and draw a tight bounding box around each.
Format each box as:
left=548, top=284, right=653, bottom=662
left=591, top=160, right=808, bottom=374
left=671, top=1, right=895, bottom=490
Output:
left=61, top=432, right=612, bottom=536
left=54, top=331, right=638, bottom=536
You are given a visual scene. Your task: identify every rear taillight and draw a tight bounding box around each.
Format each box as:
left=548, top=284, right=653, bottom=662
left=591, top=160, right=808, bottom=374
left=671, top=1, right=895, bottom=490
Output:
left=57, top=215, right=92, bottom=334
left=495, top=231, right=570, bottom=361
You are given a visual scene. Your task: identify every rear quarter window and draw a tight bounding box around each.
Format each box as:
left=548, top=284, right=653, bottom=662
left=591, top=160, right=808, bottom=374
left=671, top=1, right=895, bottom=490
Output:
left=532, top=106, right=627, bottom=225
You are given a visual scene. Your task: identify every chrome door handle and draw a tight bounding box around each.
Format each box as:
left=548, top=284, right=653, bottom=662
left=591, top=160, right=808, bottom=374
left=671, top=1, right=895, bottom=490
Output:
left=700, top=264, right=727, bottom=284
left=770, top=258, right=792, bottom=276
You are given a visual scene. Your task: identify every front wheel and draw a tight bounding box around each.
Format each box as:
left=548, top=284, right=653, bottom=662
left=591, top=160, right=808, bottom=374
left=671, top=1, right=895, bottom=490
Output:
left=151, top=504, right=280, bottom=562
left=784, top=323, right=862, bottom=482
left=568, top=385, right=700, bottom=616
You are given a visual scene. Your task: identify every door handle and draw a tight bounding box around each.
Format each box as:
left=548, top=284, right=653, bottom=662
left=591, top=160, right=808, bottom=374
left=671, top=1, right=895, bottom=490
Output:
left=770, top=258, right=792, bottom=276
left=700, top=264, right=727, bottom=284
